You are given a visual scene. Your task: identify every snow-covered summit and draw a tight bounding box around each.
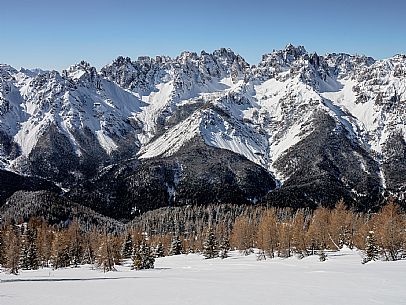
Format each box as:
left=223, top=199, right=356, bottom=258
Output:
left=0, top=45, right=405, bottom=214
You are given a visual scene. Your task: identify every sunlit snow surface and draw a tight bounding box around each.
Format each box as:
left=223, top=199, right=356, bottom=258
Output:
left=1, top=247, right=405, bottom=305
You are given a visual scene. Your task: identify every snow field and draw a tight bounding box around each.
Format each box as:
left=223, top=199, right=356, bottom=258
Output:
left=1, top=247, right=405, bottom=305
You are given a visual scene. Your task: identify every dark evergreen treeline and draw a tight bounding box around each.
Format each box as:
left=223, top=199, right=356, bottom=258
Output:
left=1, top=198, right=405, bottom=274
left=0, top=190, right=124, bottom=232
left=0, top=169, right=60, bottom=204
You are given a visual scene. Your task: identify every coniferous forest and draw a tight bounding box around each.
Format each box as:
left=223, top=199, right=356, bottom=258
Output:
left=1, top=198, right=405, bottom=274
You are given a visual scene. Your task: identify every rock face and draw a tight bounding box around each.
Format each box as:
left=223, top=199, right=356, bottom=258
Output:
left=68, top=138, right=276, bottom=221
left=0, top=46, right=405, bottom=219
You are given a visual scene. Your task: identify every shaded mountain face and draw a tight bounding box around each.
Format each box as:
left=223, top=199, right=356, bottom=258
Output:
left=0, top=46, right=405, bottom=219
left=67, top=138, right=276, bottom=221
left=0, top=169, right=60, bottom=204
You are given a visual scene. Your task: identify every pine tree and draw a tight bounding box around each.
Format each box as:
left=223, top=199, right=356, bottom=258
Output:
left=364, top=230, right=379, bottom=263
left=132, top=245, right=143, bottom=270
left=132, top=239, right=155, bottom=270
left=143, top=243, right=155, bottom=269
left=121, top=233, right=133, bottom=259
left=202, top=229, right=218, bottom=259
left=155, top=242, right=165, bottom=258
left=168, top=235, right=183, bottom=256
left=219, top=236, right=230, bottom=259
left=20, top=229, right=30, bottom=270
left=20, top=226, right=39, bottom=270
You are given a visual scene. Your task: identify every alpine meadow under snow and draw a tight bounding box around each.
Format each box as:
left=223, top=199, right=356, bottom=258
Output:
left=1, top=249, right=406, bottom=305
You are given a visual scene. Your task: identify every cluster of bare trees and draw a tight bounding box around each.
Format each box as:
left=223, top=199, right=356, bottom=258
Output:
left=0, top=218, right=122, bottom=274
left=133, top=198, right=406, bottom=261
left=230, top=199, right=406, bottom=262
left=0, top=199, right=405, bottom=274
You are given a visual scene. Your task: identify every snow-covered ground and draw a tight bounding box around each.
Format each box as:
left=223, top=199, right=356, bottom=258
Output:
left=1, top=248, right=405, bottom=305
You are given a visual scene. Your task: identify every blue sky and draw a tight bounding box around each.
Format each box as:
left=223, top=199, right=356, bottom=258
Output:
left=2, top=0, right=405, bottom=70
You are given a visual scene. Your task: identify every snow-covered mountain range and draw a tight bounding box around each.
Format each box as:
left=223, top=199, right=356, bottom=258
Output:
left=1, top=45, right=405, bottom=220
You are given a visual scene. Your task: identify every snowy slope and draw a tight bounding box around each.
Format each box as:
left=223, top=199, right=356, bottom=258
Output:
left=1, top=248, right=405, bottom=305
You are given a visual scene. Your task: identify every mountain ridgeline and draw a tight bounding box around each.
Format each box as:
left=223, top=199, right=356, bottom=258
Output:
left=0, top=45, right=405, bottom=222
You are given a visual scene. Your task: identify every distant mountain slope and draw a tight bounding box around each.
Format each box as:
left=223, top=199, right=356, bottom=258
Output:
left=67, top=137, right=277, bottom=221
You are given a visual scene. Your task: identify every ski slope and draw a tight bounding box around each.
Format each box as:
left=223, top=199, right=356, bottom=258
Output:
left=1, top=247, right=405, bottom=305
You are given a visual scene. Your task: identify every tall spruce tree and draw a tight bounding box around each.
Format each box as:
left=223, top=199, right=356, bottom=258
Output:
left=219, top=236, right=230, bottom=259
left=155, top=242, right=165, bottom=258
left=20, top=226, right=39, bottom=270
left=121, top=233, right=133, bottom=259
left=364, top=230, right=379, bottom=263
left=132, top=239, right=154, bottom=270
left=168, top=235, right=183, bottom=256
left=203, top=229, right=219, bottom=259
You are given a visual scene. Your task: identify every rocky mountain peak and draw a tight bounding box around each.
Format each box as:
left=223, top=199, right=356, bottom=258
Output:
left=0, top=46, right=405, bottom=218
left=63, top=61, right=98, bottom=87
